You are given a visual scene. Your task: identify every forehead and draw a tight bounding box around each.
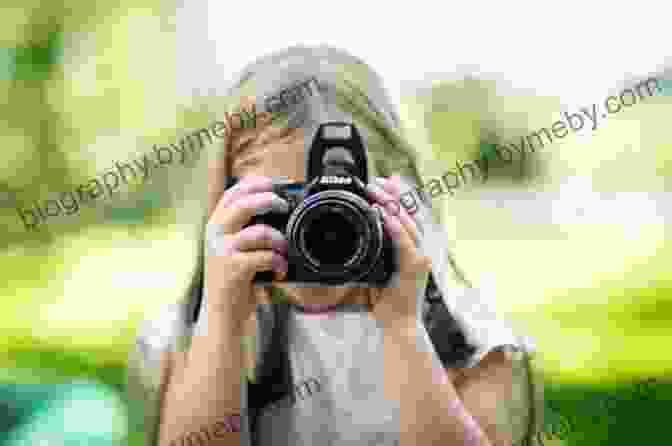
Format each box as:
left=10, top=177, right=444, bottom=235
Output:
left=232, top=72, right=385, bottom=182
left=232, top=77, right=348, bottom=180
left=231, top=124, right=309, bottom=182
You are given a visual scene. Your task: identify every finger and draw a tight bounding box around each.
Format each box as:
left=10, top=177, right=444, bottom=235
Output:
left=214, top=192, right=290, bottom=234
left=377, top=204, right=431, bottom=275
left=399, top=210, right=421, bottom=248
left=233, top=250, right=289, bottom=281
left=383, top=185, right=421, bottom=246
left=375, top=176, right=414, bottom=212
left=365, top=182, right=401, bottom=217
left=368, top=181, right=419, bottom=248
left=366, top=286, right=383, bottom=308
left=220, top=175, right=274, bottom=208
left=375, top=176, right=417, bottom=214
left=231, top=224, right=288, bottom=255
left=205, top=226, right=289, bottom=281
left=380, top=176, right=425, bottom=219
left=376, top=203, right=413, bottom=254
left=209, top=175, right=273, bottom=224
left=373, top=176, right=400, bottom=198
left=368, top=185, right=414, bottom=247
left=372, top=178, right=421, bottom=246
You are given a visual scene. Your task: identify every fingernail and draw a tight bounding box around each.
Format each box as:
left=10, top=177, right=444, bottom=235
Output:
left=243, top=175, right=271, bottom=185
left=272, top=256, right=288, bottom=275
left=269, top=231, right=289, bottom=253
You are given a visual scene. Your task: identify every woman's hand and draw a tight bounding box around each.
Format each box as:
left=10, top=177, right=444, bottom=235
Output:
left=365, top=175, right=432, bottom=330
left=205, top=175, right=290, bottom=328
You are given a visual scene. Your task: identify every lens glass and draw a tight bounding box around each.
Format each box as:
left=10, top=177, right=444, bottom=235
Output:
left=302, top=205, right=362, bottom=266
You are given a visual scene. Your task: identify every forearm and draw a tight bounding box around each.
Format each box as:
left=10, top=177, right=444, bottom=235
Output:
left=158, top=306, right=245, bottom=446
left=382, top=321, right=492, bottom=446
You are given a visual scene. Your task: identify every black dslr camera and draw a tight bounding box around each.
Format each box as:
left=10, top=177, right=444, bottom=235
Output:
left=227, top=122, right=397, bottom=286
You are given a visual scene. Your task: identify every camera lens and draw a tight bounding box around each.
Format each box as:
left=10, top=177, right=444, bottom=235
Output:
left=286, top=190, right=383, bottom=283
left=302, top=204, right=362, bottom=266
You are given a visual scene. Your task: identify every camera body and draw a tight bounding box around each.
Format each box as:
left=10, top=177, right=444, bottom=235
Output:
left=227, top=122, right=397, bottom=286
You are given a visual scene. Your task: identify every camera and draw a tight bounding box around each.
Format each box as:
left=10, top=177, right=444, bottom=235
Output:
left=227, top=122, right=397, bottom=286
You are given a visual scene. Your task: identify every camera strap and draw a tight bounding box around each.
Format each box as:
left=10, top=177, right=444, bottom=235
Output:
left=244, top=281, right=475, bottom=441
left=249, top=279, right=476, bottom=389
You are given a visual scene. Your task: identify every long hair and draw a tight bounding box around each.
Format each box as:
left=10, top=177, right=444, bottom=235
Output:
left=179, top=44, right=542, bottom=444
left=183, top=43, right=474, bottom=325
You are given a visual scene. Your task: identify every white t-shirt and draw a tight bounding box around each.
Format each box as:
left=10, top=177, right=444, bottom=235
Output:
left=129, top=290, right=536, bottom=446
left=126, top=45, right=539, bottom=445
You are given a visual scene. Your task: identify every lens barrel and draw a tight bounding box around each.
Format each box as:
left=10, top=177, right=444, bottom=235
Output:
left=286, top=190, right=383, bottom=283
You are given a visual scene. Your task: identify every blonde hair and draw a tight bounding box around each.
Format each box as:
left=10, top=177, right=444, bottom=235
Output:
left=138, top=44, right=540, bottom=446
left=186, top=46, right=476, bottom=320
left=184, top=45, right=476, bottom=318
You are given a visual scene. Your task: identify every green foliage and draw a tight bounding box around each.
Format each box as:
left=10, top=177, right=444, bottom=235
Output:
left=8, top=29, right=62, bottom=81
left=0, top=4, right=669, bottom=446
left=479, top=140, right=499, bottom=163
left=539, top=379, right=669, bottom=446
left=106, top=189, right=165, bottom=224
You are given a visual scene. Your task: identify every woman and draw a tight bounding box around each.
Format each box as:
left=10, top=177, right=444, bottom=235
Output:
left=127, top=44, right=543, bottom=446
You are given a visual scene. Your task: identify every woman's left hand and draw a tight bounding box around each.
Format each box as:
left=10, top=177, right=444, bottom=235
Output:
left=365, top=175, right=432, bottom=330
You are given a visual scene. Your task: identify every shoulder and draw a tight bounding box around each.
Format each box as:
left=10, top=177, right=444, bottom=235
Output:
left=452, top=348, right=538, bottom=446
left=127, top=302, right=192, bottom=444
left=134, top=302, right=192, bottom=368
left=128, top=301, right=193, bottom=399
left=424, top=282, right=536, bottom=370
left=423, top=295, right=537, bottom=377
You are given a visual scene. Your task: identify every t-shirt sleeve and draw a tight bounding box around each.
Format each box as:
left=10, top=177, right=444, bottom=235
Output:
left=126, top=303, right=186, bottom=446
left=425, top=286, right=543, bottom=445
left=437, top=285, right=537, bottom=369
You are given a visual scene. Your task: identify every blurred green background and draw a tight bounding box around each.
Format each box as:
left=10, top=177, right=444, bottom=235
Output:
left=0, top=2, right=670, bottom=445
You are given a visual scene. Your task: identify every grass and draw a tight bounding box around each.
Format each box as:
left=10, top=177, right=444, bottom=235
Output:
left=538, top=378, right=669, bottom=446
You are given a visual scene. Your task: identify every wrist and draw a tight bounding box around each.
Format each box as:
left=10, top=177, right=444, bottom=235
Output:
left=211, top=311, right=248, bottom=337
left=204, top=285, right=253, bottom=334
left=380, top=316, right=423, bottom=338
left=203, top=301, right=249, bottom=338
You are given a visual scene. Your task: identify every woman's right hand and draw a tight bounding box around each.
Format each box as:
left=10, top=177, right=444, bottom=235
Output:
left=205, top=175, right=290, bottom=328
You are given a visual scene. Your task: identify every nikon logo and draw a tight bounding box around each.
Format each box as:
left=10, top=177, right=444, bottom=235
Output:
left=320, top=176, right=352, bottom=185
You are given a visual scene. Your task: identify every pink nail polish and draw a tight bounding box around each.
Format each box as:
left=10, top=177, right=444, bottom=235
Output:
left=374, top=177, right=387, bottom=187
left=385, top=201, right=400, bottom=216
left=272, top=256, right=288, bottom=275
